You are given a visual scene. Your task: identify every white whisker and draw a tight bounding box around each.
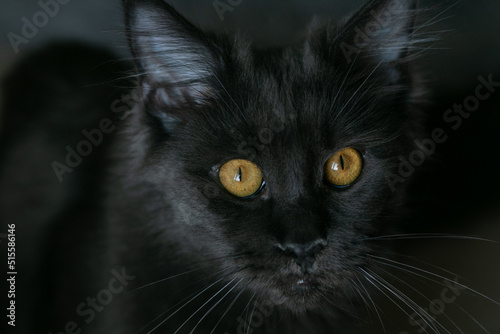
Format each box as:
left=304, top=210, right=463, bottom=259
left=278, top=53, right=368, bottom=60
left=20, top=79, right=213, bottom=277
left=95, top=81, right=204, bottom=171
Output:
left=359, top=267, right=436, bottom=334
left=145, top=274, right=232, bottom=333
left=171, top=277, right=237, bottom=334
left=355, top=276, right=388, bottom=334
left=375, top=265, right=464, bottom=334
left=210, top=278, right=254, bottom=334
left=368, top=255, right=500, bottom=307
left=189, top=277, right=244, bottom=334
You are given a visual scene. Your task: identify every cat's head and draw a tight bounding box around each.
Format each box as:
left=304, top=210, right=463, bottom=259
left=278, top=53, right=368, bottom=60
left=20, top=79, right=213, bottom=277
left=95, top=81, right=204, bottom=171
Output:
left=123, top=0, right=424, bottom=312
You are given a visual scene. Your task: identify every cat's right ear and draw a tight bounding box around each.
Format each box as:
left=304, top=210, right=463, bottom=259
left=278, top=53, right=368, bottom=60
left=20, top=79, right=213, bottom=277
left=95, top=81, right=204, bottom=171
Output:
left=123, top=0, right=220, bottom=121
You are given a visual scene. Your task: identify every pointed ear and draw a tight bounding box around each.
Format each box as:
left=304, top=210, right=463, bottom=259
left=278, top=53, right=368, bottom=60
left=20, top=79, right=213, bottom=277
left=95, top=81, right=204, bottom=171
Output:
left=124, top=0, right=219, bottom=111
left=338, top=0, right=418, bottom=68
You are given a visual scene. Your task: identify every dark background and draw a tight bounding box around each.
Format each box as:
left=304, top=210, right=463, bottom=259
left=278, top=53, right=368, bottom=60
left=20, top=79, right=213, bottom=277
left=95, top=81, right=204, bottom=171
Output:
left=0, top=0, right=499, bottom=333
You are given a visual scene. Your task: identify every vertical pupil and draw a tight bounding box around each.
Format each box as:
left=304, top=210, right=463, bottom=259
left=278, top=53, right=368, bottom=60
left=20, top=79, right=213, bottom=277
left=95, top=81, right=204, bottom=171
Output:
left=234, top=167, right=242, bottom=182
left=339, top=155, right=345, bottom=170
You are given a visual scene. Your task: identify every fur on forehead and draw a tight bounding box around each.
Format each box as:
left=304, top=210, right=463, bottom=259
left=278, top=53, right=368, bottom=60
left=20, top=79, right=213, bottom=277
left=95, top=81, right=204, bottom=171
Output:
left=124, top=0, right=422, bottom=145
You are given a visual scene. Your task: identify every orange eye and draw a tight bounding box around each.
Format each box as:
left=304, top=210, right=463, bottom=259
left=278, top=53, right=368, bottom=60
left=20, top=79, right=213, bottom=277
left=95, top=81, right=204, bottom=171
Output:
left=325, top=148, right=363, bottom=187
left=219, top=159, right=263, bottom=198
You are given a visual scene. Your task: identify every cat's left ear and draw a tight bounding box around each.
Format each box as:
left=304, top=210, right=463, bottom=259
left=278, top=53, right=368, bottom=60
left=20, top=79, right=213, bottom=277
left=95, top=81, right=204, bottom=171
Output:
left=124, top=0, right=220, bottom=112
left=334, top=0, right=419, bottom=79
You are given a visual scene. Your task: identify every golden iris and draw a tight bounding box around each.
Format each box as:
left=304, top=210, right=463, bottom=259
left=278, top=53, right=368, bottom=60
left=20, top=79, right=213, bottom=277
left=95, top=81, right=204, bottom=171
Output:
left=325, top=148, right=362, bottom=187
left=219, top=159, right=263, bottom=198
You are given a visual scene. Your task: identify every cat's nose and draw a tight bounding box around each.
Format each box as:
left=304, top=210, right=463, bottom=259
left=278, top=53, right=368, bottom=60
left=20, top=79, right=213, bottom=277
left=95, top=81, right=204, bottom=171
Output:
left=276, top=239, right=327, bottom=274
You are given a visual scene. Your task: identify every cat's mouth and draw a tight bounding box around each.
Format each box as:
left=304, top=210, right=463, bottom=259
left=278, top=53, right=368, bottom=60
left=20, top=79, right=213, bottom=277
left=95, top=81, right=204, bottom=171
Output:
left=293, top=278, right=319, bottom=291
left=256, top=274, right=328, bottom=311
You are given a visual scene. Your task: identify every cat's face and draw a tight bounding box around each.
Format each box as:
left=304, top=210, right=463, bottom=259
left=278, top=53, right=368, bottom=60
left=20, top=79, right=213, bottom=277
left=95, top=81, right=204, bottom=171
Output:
left=124, top=0, right=421, bottom=312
